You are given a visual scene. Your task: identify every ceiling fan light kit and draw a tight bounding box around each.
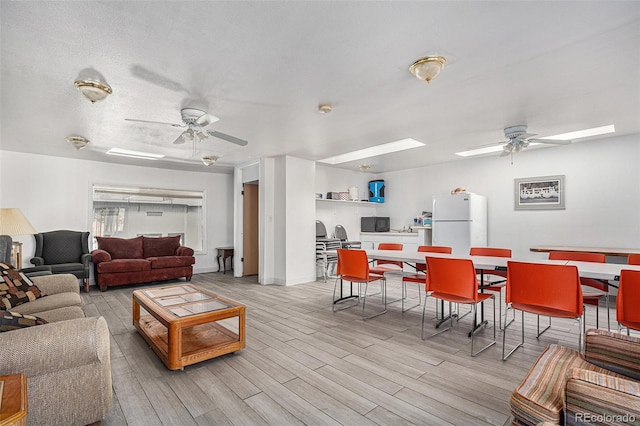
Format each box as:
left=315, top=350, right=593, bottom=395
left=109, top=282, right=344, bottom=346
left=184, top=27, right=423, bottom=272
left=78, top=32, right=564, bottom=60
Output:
left=66, top=135, right=89, bottom=150
left=201, top=155, right=219, bottom=166
left=409, top=55, right=446, bottom=83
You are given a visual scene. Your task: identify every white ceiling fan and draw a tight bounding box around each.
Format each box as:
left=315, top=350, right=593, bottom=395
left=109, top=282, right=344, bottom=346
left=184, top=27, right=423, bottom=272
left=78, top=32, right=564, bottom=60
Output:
left=500, top=125, right=571, bottom=163
left=125, top=107, right=249, bottom=147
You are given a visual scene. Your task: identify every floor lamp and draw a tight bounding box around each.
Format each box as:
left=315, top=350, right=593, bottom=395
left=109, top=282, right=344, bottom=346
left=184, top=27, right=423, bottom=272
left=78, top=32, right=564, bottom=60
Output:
left=0, top=208, right=37, bottom=268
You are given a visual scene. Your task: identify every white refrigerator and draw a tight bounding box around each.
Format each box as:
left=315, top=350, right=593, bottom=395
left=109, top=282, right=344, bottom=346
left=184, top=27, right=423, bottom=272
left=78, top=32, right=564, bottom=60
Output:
left=432, top=193, right=487, bottom=255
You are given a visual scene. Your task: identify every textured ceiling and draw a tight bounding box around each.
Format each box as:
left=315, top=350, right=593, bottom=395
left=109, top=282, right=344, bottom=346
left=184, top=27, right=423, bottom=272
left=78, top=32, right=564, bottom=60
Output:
left=1, top=1, right=639, bottom=174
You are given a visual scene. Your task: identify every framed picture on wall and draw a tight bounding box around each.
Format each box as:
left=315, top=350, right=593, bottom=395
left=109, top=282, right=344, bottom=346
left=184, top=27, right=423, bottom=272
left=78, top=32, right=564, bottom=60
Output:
left=514, top=175, right=565, bottom=210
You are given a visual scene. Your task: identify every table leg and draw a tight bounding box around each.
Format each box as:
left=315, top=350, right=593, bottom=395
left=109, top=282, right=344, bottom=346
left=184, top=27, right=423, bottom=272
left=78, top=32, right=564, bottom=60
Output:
left=217, top=253, right=222, bottom=273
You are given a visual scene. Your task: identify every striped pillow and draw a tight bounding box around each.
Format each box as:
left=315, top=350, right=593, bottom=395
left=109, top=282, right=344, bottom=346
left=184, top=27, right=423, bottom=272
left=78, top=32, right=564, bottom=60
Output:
left=510, top=344, right=615, bottom=425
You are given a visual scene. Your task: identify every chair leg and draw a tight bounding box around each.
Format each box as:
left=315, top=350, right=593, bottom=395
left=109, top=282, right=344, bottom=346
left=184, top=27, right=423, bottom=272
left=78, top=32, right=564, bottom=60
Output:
left=84, top=277, right=90, bottom=293
left=401, top=280, right=422, bottom=313
left=503, top=310, right=525, bottom=361
left=605, top=294, right=610, bottom=332
left=361, top=278, right=387, bottom=320
left=332, top=277, right=358, bottom=312
left=536, top=315, right=552, bottom=339
left=471, top=295, right=496, bottom=357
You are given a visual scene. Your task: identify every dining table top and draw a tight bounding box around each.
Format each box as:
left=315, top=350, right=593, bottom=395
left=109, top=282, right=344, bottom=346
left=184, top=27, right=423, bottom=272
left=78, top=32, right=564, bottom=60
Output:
left=365, top=249, right=640, bottom=282
left=529, top=245, right=640, bottom=257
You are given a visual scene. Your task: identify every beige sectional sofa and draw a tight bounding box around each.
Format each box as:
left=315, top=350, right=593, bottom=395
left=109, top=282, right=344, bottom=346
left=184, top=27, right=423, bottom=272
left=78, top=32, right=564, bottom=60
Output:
left=0, top=274, right=112, bottom=426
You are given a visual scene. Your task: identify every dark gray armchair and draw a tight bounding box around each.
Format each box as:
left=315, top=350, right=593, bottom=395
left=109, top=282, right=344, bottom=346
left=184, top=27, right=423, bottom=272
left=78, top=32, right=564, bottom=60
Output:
left=0, top=235, right=51, bottom=277
left=30, top=230, right=91, bottom=292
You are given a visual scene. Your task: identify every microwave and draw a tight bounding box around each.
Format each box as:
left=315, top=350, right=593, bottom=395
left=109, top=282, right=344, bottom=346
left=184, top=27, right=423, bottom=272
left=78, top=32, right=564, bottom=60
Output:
left=361, top=216, right=390, bottom=232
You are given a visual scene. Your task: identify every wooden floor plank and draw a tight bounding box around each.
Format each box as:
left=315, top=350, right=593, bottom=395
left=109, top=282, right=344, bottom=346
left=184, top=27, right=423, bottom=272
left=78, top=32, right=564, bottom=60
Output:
left=89, top=272, right=633, bottom=425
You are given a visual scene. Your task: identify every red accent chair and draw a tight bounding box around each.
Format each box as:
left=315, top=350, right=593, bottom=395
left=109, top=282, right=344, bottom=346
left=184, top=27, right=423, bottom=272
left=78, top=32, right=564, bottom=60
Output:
left=617, top=269, right=640, bottom=334
left=401, top=246, right=451, bottom=312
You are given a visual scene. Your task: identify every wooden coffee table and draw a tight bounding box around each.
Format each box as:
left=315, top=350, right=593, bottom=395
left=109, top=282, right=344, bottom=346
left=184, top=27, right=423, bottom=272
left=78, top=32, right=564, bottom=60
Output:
left=0, top=374, right=27, bottom=426
left=132, top=284, right=245, bottom=370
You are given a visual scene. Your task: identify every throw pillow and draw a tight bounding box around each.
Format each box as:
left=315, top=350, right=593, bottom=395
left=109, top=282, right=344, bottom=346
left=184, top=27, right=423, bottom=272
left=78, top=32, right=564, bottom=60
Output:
left=0, top=310, right=48, bottom=332
left=0, top=263, right=45, bottom=310
left=96, top=235, right=144, bottom=259
left=143, top=235, right=181, bottom=257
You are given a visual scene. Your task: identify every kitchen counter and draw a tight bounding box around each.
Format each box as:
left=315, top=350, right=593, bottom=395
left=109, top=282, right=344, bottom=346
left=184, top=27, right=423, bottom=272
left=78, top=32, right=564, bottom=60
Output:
left=360, top=228, right=432, bottom=250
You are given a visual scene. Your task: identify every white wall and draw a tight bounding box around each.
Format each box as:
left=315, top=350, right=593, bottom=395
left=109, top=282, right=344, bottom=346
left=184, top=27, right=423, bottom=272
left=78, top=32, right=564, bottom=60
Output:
left=315, top=164, right=378, bottom=240
left=373, top=134, right=640, bottom=259
left=0, top=151, right=233, bottom=274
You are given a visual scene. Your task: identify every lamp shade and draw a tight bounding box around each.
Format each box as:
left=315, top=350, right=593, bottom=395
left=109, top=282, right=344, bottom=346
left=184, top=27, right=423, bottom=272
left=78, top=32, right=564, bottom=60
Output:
left=0, top=208, right=37, bottom=235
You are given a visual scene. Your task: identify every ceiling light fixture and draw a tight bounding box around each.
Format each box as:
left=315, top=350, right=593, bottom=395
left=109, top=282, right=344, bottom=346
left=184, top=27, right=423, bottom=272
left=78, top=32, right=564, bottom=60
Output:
left=106, top=148, right=164, bottom=160
left=318, top=104, right=332, bottom=114
left=74, top=68, right=112, bottom=103
left=201, top=156, right=219, bottom=166
left=66, top=135, right=89, bottom=150
left=358, top=164, right=371, bottom=172
left=318, top=138, right=424, bottom=165
left=455, top=124, right=617, bottom=157
left=409, top=55, right=446, bottom=83
left=540, top=124, right=615, bottom=141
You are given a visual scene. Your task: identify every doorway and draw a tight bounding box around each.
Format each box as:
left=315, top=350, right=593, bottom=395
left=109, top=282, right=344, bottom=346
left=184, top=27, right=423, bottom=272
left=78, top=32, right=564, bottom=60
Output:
left=242, top=182, right=259, bottom=276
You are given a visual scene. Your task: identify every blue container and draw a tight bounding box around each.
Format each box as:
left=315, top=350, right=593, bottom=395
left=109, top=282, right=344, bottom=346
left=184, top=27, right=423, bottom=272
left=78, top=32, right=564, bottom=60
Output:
left=368, top=180, right=385, bottom=203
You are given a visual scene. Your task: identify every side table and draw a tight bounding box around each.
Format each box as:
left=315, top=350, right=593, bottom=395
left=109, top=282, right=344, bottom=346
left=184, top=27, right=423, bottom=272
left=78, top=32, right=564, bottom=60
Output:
left=0, top=374, right=27, bottom=426
left=216, top=246, right=234, bottom=274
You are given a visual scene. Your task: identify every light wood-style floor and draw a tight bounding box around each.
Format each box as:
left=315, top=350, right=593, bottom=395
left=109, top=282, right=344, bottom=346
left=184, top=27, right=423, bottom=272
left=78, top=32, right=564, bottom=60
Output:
left=83, top=272, right=627, bottom=426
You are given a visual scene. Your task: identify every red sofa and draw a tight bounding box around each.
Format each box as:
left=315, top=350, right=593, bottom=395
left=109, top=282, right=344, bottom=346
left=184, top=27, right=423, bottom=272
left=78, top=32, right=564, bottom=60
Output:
left=91, top=235, right=195, bottom=292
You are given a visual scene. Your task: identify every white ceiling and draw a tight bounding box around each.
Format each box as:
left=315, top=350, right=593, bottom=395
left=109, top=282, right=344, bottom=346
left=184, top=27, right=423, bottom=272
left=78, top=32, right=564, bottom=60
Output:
left=1, top=1, right=639, bottom=174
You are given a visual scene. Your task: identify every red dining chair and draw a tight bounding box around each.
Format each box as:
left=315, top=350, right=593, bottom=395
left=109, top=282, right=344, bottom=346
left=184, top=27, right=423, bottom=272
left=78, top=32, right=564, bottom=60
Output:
left=469, top=247, right=512, bottom=329
left=401, top=246, right=451, bottom=312
left=503, top=261, right=584, bottom=360
left=549, top=251, right=609, bottom=330
left=422, top=256, right=496, bottom=356
left=369, top=243, right=403, bottom=276
left=628, top=254, right=640, bottom=265
left=333, top=248, right=387, bottom=320
left=617, top=269, right=640, bottom=335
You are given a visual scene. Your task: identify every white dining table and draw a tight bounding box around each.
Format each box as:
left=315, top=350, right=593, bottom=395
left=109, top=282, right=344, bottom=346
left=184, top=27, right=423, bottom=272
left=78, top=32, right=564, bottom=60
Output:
left=366, top=249, right=640, bottom=282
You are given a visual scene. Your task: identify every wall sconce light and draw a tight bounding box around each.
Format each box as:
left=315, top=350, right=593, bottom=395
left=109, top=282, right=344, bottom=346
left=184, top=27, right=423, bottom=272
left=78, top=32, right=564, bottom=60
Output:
left=74, top=68, right=112, bottom=103
left=66, top=135, right=89, bottom=150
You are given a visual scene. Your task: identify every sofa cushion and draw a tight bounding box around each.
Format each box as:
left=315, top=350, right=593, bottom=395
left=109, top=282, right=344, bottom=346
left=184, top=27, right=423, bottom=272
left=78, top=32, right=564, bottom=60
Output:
left=97, top=259, right=151, bottom=274
left=0, top=263, right=45, bottom=310
left=143, top=236, right=181, bottom=258
left=34, top=306, right=86, bottom=323
left=0, top=310, right=48, bottom=332
left=97, top=236, right=143, bottom=259
left=148, top=256, right=195, bottom=269
left=10, top=291, right=84, bottom=315
left=510, top=344, right=617, bottom=424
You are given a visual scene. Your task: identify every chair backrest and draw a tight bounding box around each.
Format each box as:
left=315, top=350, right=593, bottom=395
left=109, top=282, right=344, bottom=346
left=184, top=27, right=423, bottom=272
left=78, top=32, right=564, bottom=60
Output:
left=470, top=247, right=512, bottom=257
left=336, top=248, right=370, bottom=281
left=506, top=261, right=583, bottom=317
left=316, top=220, right=328, bottom=239
left=617, top=270, right=640, bottom=330
left=548, top=251, right=607, bottom=291
left=377, top=242, right=403, bottom=267
left=334, top=225, right=348, bottom=242
left=425, top=256, right=479, bottom=300
left=0, top=235, right=13, bottom=265
left=34, top=230, right=89, bottom=264
left=628, top=254, right=640, bottom=265
left=414, top=245, right=452, bottom=272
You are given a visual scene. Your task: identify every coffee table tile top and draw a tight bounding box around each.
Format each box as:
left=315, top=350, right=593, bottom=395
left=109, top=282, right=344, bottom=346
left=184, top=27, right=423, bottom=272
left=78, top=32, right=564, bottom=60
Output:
left=143, top=285, right=232, bottom=317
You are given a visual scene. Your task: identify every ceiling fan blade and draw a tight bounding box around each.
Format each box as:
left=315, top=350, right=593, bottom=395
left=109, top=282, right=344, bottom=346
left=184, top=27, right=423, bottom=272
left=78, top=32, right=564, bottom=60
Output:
left=195, top=113, right=220, bottom=127
left=173, top=132, right=186, bottom=145
left=125, top=118, right=184, bottom=128
left=520, top=133, right=538, bottom=139
left=528, top=138, right=572, bottom=145
left=130, top=65, right=189, bottom=93
left=206, top=130, right=248, bottom=146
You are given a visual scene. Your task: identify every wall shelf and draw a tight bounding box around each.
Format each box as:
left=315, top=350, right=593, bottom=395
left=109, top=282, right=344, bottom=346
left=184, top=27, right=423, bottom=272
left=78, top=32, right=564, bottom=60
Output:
left=316, top=199, right=377, bottom=206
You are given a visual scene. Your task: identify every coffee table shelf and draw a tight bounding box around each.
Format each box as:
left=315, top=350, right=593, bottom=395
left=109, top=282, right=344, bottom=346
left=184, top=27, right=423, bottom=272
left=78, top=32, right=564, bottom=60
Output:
left=133, top=284, right=245, bottom=370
